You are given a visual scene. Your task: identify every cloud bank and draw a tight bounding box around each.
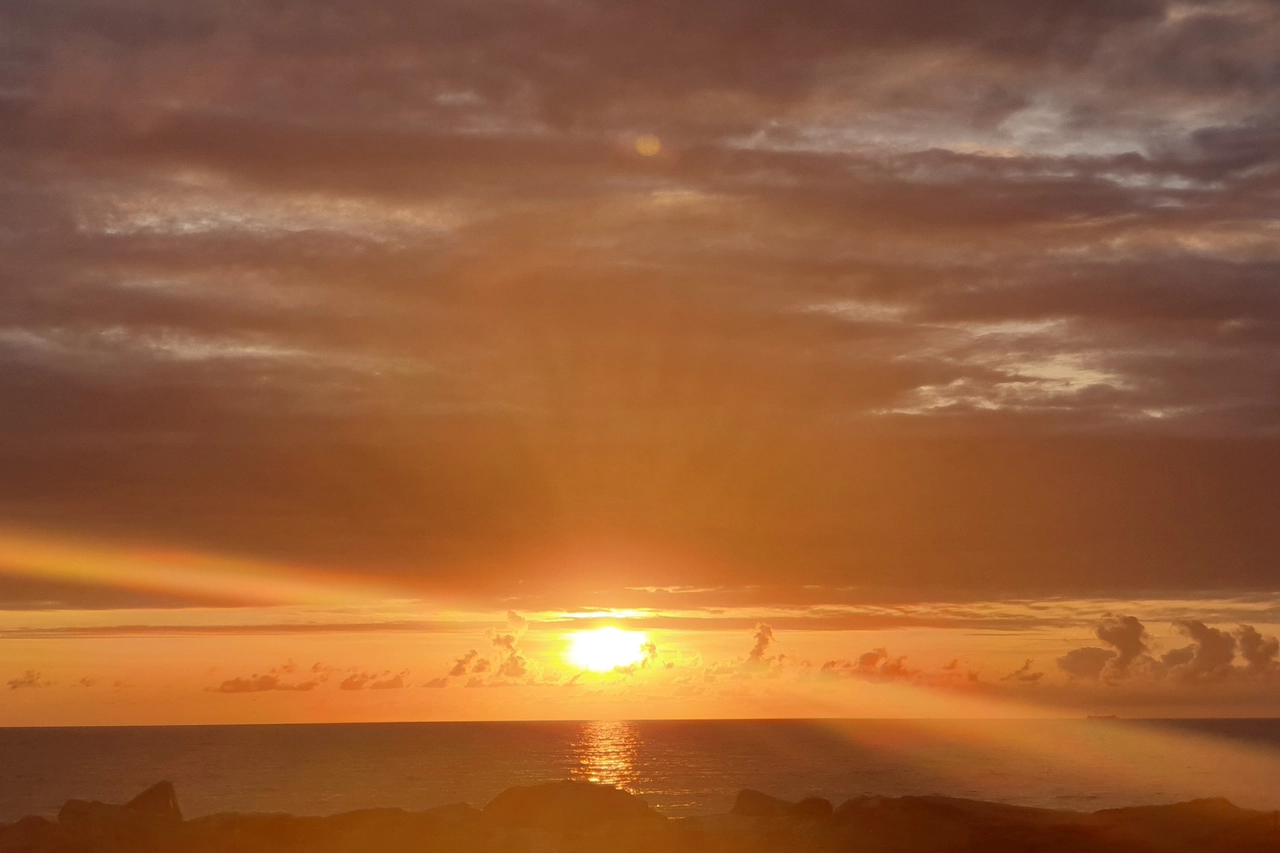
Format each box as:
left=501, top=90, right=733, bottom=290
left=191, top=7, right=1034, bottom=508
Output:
left=0, top=0, right=1279, bottom=609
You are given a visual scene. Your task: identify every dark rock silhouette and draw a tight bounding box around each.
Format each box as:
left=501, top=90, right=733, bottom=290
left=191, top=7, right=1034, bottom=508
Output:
left=54, top=780, right=184, bottom=853
left=731, top=789, right=833, bottom=819
left=2, top=781, right=1279, bottom=853
left=124, top=783, right=182, bottom=823
left=483, top=780, right=661, bottom=831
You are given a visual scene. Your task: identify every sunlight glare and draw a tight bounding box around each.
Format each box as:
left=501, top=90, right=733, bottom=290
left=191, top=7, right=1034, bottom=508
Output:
left=565, top=627, right=650, bottom=672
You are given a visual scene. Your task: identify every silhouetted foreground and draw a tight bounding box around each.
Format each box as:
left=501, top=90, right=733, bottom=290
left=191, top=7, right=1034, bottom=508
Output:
left=2, top=780, right=1278, bottom=853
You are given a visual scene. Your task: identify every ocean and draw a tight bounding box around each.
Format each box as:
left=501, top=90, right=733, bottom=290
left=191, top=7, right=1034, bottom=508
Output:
left=3, top=719, right=1279, bottom=821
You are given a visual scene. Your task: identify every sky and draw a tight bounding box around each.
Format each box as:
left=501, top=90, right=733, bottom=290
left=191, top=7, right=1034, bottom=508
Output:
left=1, top=0, right=1279, bottom=724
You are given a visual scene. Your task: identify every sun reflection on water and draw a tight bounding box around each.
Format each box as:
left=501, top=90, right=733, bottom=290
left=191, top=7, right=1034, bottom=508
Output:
left=571, top=720, right=640, bottom=792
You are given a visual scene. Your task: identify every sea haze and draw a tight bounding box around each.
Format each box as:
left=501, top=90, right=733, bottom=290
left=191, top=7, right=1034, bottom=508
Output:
left=2, top=719, right=1279, bottom=821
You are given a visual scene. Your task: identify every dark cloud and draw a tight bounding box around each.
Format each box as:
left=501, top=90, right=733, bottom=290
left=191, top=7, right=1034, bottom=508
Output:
left=1057, top=646, right=1116, bottom=680
left=1001, top=659, right=1044, bottom=683
left=6, top=669, right=52, bottom=689
left=1164, top=619, right=1238, bottom=681
left=431, top=612, right=538, bottom=686
left=1059, top=616, right=1280, bottom=686
left=821, top=648, right=914, bottom=681
left=1095, top=614, right=1153, bottom=679
left=448, top=650, right=480, bottom=678
left=1237, top=624, right=1280, bottom=675
left=745, top=623, right=775, bottom=670
left=209, top=674, right=319, bottom=693
left=0, top=0, right=1279, bottom=608
left=339, top=669, right=409, bottom=690
left=706, top=624, right=795, bottom=681
left=207, top=660, right=330, bottom=692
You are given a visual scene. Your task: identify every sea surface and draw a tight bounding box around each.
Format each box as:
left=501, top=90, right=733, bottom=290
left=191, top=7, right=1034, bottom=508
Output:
left=3, top=719, right=1280, bottom=821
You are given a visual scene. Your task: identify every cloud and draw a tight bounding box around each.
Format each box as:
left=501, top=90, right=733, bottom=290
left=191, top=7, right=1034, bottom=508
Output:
left=1058, top=616, right=1280, bottom=686
left=7, top=670, right=52, bottom=690
left=506, top=611, right=529, bottom=635
left=1001, top=659, right=1044, bottom=683
left=207, top=659, right=333, bottom=692
left=614, top=640, right=660, bottom=675
left=749, top=624, right=774, bottom=661
left=448, top=650, right=480, bottom=678
left=1095, top=614, right=1155, bottom=680
left=496, top=655, right=528, bottom=679
left=741, top=623, right=776, bottom=671
left=705, top=623, right=801, bottom=682
left=339, top=669, right=410, bottom=690
left=1057, top=646, right=1116, bottom=680
left=1, top=0, right=1280, bottom=616
left=1237, top=625, right=1280, bottom=675
left=820, top=647, right=915, bottom=681
left=1163, top=620, right=1238, bottom=681
left=209, top=674, right=319, bottom=693
left=430, top=611, right=544, bottom=686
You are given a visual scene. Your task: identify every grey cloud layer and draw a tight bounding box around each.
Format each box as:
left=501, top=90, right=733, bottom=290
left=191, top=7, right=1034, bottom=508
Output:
left=1, top=0, right=1279, bottom=601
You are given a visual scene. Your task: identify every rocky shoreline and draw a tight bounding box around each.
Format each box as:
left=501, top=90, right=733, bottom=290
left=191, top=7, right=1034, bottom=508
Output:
left=2, top=779, right=1277, bottom=852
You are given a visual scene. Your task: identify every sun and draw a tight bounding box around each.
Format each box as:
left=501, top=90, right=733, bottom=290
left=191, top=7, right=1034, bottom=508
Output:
left=565, top=627, right=650, bottom=672
left=634, top=134, right=661, bottom=156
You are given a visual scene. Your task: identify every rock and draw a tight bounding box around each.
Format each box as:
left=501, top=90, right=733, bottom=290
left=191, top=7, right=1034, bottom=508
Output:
left=732, top=789, right=786, bottom=817
left=0, top=815, right=61, bottom=852
left=732, top=789, right=832, bottom=820
left=8, top=785, right=1279, bottom=853
left=792, top=797, right=834, bottom=820
left=482, top=780, right=660, bottom=833
left=125, top=782, right=182, bottom=823
left=832, top=795, right=881, bottom=820
left=55, top=782, right=184, bottom=852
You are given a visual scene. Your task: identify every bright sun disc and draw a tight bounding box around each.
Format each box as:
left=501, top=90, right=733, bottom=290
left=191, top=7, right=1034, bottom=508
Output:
left=635, top=134, right=661, bottom=156
left=565, top=627, right=650, bottom=672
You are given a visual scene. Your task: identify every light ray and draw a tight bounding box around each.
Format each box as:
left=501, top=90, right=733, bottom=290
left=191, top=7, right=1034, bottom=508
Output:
left=0, top=527, right=409, bottom=607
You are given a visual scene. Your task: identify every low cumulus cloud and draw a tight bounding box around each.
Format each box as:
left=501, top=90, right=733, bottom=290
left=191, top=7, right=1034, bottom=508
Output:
left=339, top=669, right=410, bottom=691
left=1058, top=615, right=1280, bottom=684
left=208, top=660, right=333, bottom=692
left=1058, top=646, right=1116, bottom=680
left=442, top=650, right=478, bottom=676
left=706, top=626, right=934, bottom=686
left=821, top=648, right=915, bottom=681
left=1238, top=625, right=1280, bottom=675
left=209, top=674, right=320, bottom=693
left=704, top=623, right=800, bottom=681
left=1001, top=659, right=1044, bottom=683
left=1162, top=620, right=1237, bottom=681
left=614, top=640, right=661, bottom=675
left=747, top=623, right=775, bottom=667
left=7, top=670, right=52, bottom=690
left=429, top=611, right=547, bottom=687
left=1095, top=614, right=1153, bottom=679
